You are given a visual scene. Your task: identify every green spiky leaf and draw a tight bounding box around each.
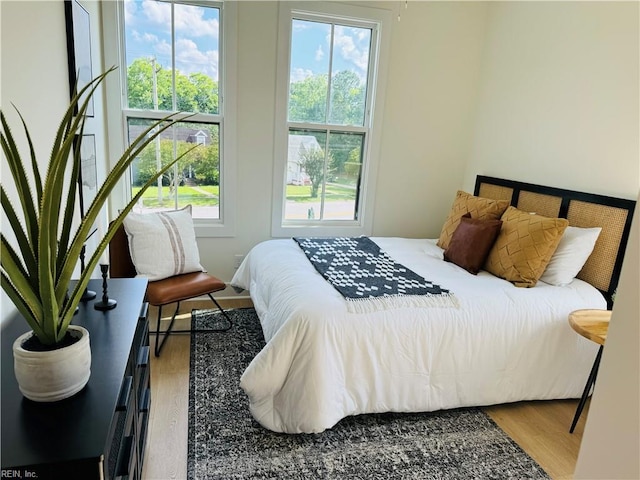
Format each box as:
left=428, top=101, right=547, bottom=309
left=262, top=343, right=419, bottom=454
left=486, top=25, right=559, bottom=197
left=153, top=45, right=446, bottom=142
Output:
left=0, top=67, right=197, bottom=346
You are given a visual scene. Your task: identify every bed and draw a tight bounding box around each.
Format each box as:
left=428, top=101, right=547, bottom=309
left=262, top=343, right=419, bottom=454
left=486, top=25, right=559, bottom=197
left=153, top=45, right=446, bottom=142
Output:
left=230, top=176, right=636, bottom=434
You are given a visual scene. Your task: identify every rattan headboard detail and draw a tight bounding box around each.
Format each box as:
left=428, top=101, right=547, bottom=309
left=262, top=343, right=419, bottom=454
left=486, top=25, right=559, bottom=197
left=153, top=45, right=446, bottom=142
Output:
left=517, top=191, right=563, bottom=219
left=474, top=175, right=636, bottom=305
left=566, top=201, right=628, bottom=292
left=477, top=183, right=513, bottom=202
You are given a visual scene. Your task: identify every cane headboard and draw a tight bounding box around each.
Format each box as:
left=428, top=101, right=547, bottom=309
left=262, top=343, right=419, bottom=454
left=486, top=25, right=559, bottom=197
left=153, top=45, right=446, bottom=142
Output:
left=474, top=175, right=636, bottom=306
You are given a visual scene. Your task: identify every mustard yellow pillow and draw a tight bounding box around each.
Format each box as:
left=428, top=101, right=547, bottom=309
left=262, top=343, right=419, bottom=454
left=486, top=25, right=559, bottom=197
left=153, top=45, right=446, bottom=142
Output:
left=437, top=191, right=510, bottom=250
left=484, top=206, right=569, bottom=287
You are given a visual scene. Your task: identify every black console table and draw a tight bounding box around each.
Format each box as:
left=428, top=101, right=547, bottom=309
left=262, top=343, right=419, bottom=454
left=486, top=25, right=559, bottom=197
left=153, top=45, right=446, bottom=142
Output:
left=1, top=278, right=150, bottom=480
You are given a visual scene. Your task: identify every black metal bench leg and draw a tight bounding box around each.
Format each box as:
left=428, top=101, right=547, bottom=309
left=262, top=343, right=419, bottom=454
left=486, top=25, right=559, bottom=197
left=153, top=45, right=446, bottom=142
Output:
left=206, top=293, right=233, bottom=331
left=154, top=301, right=181, bottom=357
left=570, top=345, right=603, bottom=433
left=184, top=294, right=233, bottom=333
left=153, top=295, right=232, bottom=356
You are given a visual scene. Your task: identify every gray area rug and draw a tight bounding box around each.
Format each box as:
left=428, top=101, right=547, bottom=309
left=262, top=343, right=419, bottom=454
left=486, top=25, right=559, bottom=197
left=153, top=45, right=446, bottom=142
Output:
left=188, top=308, right=550, bottom=479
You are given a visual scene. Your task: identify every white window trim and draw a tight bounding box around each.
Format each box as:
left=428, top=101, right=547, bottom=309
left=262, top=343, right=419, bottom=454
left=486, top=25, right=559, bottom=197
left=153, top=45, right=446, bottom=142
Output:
left=101, top=0, right=237, bottom=238
left=271, top=1, right=392, bottom=238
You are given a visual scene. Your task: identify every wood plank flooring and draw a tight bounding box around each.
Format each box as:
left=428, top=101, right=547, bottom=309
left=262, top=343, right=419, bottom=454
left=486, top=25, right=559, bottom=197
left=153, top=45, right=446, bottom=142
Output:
left=141, top=300, right=588, bottom=480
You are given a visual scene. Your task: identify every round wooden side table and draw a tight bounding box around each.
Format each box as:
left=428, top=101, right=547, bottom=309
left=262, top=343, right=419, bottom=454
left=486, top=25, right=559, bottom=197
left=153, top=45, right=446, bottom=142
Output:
left=568, top=309, right=612, bottom=433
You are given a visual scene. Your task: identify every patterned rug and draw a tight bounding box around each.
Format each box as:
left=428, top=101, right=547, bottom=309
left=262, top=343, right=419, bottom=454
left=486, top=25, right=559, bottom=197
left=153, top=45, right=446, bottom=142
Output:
left=188, top=308, right=550, bottom=480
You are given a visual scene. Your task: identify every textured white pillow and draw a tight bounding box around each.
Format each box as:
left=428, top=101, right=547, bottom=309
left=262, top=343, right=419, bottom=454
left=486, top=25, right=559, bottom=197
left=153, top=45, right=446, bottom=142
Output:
left=123, top=205, right=204, bottom=281
left=539, top=226, right=602, bottom=286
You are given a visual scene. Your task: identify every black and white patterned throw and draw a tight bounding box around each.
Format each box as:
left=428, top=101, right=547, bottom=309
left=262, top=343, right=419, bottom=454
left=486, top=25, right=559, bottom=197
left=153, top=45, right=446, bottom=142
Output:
left=293, top=236, right=456, bottom=312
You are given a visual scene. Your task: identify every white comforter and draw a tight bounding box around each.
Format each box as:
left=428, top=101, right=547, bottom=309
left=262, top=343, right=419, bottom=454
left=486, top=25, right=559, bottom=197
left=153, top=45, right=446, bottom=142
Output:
left=231, top=237, right=605, bottom=434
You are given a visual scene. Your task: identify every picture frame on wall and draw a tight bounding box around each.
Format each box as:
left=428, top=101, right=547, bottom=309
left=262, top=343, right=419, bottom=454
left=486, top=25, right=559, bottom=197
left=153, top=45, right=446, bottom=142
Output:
left=74, top=134, right=99, bottom=294
left=65, top=0, right=94, bottom=117
left=75, top=134, right=98, bottom=229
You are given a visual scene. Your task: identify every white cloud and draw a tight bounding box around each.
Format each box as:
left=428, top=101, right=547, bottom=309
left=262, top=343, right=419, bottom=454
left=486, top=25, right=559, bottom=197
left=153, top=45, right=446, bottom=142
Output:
left=124, top=0, right=138, bottom=26
left=141, top=0, right=171, bottom=31
left=333, top=26, right=370, bottom=73
left=127, top=1, right=219, bottom=79
left=137, top=31, right=159, bottom=43
left=315, top=45, right=324, bottom=62
left=131, top=29, right=159, bottom=46
left=175, top=39, right=219, bottom=80
left=146, top=33, right=159, bottom=43
left=155, top=39, right=172, bottom=57
left=290, top=67, right=314, bottom=83
left=355, top=30, right=369, bottom=43
left=174, top=4, right=219, bottom=39
left=140, top=0, right=218, bottom=39
left=205, top=51, right=219, bottom=80
left=176, top=38, right=203, bottom=61
left=292, top=20, right=311, bottom=32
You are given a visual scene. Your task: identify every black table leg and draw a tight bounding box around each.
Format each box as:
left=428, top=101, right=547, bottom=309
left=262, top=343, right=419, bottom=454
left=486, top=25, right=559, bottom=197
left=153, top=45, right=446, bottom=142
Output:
left=570, top=345, right=604, bottom=433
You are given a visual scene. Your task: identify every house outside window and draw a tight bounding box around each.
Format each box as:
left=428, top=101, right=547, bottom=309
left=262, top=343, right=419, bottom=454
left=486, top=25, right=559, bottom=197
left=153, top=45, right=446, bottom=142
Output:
left=272, top=2, right=391, bottom=236
left=102, top=0, right=237, bottom=236
left=194, top=131, right=207, bottom=146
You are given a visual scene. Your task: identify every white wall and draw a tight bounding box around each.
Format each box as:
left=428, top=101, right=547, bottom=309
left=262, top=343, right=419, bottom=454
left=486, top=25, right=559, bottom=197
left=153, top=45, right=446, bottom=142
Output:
left=2, top=1, right=639, bottom=475
left=198, top=1, right=490, bottom=282
left=1, top=0, right=109, bottom=322
left=372, top=1, right=489, bottom=237
left=464, top=1, right=639, bottom=200
left=0, top=1, right=70, bottom=321
left=574, top=194, right=639, bottom=478
left=464, top=3, right=639, bottom=477
left=196, top=1, right=280, bottom=282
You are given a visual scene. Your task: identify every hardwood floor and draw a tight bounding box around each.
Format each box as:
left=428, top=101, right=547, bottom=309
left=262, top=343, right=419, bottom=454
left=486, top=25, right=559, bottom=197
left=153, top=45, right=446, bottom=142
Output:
left=484, top=400, right=588, bottom=479
left=141, top=299, right=589, bottom=480
left=142, top=298, right=251, bottom=480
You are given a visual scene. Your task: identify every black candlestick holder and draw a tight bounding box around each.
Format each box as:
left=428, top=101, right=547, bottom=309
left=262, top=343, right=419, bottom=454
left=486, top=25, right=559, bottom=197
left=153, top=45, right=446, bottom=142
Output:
left=80, top=244, right=96, bottom=301
left=94, top=264, right=117, bottom=311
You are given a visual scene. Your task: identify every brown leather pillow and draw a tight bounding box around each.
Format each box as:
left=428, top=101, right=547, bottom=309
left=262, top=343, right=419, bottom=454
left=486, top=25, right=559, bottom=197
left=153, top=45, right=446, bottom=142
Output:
left=444, top=214, right=503, bottom=274
left=484, top=206, right=569, bottom=287
left=437, top=191, right=510, bottom=250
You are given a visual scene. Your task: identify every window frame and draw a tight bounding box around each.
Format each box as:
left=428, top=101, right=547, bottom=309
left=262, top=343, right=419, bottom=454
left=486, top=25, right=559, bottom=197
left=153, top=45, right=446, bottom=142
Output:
left=101, top=0, right=237, bottom=237
left=271, top=1, right=392, bottom=237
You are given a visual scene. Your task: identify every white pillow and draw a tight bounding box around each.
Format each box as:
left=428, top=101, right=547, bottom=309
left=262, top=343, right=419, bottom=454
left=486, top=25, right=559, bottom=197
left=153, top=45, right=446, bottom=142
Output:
left=539, top=226, right=602, bottom=286
left=123, top=205, right=204, bottom=281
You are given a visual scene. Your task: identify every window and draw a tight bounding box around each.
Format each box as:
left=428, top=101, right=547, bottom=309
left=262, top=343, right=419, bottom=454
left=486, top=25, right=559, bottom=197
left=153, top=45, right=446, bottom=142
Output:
left=272, top=2, right=391, bottom=236
left=102, top=0, right=236, bottom=236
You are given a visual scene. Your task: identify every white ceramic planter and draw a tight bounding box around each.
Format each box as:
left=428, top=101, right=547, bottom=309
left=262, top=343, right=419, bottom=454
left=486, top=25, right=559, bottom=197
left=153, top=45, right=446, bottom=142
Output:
left=13, top=325, right=91, bottom=402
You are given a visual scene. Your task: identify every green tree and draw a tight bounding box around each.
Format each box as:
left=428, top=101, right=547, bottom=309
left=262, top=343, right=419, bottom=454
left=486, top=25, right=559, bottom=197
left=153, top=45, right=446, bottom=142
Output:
left=126, top=58, right=219, bottom=114
left=344, top=148, right=362, bottom=178
left=188, top=134, right=220, bottom=185
left=127, top=58, right=155, bottom=109
left=288, top=74, right=329, bottom=123
left=300, top=146, right=332, bottom=198
left=328, top=133, right=363, bottom=178
left=132, top=139, right=183, bottom=191
left=175, top=74, right=198, bottom=112
left=127, top=58, right=172, bottom=110
left=132, top=138, right=219, bottom=194
left=288, top=71, right=365, bottom=126
left=189, top=73, right=219, bottom=113
left=329, top=70, right=366, bottom=126
left=288, top=72, right=365, bottom=179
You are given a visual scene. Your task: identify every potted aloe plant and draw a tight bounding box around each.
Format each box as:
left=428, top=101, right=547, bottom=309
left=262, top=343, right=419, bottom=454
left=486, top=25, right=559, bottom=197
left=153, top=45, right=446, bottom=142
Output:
left=1, top=67, right=193, bottom=401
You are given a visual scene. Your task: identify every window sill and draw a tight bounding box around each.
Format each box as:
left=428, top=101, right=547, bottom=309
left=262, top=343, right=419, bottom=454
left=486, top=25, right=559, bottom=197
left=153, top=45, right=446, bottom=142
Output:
left=271, top=222, right=370, bottom=238
left=194, top=222, right=235, bottom=238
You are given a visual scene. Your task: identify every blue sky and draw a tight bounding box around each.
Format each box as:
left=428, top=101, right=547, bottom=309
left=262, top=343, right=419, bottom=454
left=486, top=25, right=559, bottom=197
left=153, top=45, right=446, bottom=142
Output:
left=124, top=0, right=371, bottom=84
left=290, top=19, right=371, bottom=83
left=124, top=0, right=220, bottom=80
